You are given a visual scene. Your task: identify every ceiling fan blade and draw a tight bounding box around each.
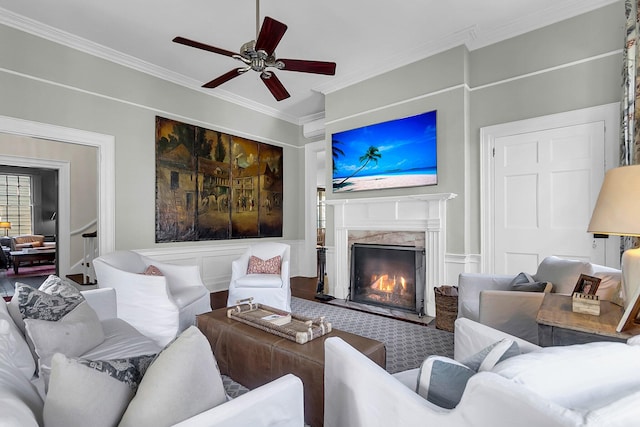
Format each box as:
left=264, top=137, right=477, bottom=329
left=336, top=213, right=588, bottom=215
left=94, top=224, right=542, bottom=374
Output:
left=255, top=16, right=287, bottom=55
left=279, top=59, right=336, bottom=75
left=202, top=69, right=245, bottom=88
left=261, top=72, right=290, bottom=101
left=173, top=36, right=238, bottom=58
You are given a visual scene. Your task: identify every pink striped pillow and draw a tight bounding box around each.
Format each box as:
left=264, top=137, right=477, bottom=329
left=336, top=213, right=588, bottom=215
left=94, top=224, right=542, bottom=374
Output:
left=247, top=255, right=281, bottom=275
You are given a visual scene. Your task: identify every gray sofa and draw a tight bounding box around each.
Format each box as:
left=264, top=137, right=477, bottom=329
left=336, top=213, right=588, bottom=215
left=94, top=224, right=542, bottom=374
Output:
left=457, top=256, right=623, bottom=344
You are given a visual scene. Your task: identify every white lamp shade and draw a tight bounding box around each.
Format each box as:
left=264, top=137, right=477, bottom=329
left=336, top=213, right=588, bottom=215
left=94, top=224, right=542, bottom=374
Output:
left=587, top=165, right=640, bottom=236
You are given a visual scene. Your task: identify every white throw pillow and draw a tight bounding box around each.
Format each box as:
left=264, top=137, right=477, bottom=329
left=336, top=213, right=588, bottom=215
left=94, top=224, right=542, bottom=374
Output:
left=0, top=299, right=35, bottom=378
left=0, top=319, right=43, bottom=427
left=24, top=301, right=105, bottom=382
left=492, top=341, right=640, bottom=410
left=592, top=266, right=624, bottom=305
left=118, top=326, right=227, bottom=427
left=44, top=353, right=156, bottom=427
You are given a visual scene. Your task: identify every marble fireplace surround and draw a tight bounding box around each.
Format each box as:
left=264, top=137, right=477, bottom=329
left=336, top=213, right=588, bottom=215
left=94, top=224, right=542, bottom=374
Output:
left=326, top=193, right=457, bottom=317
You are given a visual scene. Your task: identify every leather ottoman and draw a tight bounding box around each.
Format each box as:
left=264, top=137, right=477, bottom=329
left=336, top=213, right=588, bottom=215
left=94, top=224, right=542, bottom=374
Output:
left=198, top=308, right=386, bottom=427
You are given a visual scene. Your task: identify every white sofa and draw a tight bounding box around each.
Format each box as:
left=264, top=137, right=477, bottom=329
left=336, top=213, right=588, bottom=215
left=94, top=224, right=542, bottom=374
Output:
left=324, top=318, right=640, bottom=427
left=457, top=256, right=623, bottom=344
left=0, top=286, right=305, bottom=427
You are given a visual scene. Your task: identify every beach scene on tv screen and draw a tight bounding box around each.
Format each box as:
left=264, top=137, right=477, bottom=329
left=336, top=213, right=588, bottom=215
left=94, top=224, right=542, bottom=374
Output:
left=332, top=110, right=437, bottom=193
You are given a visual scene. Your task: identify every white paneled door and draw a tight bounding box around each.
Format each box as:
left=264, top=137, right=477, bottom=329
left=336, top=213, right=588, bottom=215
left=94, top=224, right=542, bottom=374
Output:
left=492, top=121, right=606, bottom=275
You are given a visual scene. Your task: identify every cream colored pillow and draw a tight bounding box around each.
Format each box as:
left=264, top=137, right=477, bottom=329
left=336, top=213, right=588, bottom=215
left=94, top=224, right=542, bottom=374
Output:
left=119, top=326, right=227, bottom=427
left=24, top=302, right=105, bottom=383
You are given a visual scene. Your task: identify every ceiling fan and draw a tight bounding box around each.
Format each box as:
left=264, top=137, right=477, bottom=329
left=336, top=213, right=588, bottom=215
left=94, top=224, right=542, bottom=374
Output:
left=172, top=1, right=336, bottom=101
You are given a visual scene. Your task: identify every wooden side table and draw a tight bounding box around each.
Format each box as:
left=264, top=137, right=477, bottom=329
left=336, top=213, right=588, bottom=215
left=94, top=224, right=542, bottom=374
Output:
left=536, top=293, right=640, bottom=346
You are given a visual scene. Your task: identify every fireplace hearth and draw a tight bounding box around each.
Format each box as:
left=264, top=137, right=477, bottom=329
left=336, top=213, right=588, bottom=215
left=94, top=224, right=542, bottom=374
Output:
left=350, top=243, right=426, bottom=316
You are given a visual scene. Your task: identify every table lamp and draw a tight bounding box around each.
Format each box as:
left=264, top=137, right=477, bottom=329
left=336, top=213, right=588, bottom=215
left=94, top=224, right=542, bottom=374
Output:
left=587, top=164, right=640, bottom=332
left=0, top=221, right=11, bottom=237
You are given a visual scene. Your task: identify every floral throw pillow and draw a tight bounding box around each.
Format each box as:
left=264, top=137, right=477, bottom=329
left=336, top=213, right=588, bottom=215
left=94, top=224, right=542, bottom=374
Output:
left=247, top=255, right=282, bottom=275
left=13, top=277, right=84, bottom=327
left=76, top=354, right=156, bottom=392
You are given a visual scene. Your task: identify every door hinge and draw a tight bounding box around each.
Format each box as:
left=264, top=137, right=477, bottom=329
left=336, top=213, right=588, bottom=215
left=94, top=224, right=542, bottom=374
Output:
left=492, top=147, right=495, bottom=157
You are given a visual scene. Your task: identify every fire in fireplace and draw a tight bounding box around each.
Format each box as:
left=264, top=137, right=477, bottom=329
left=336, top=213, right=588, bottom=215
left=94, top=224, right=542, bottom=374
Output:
left=350, top=243, right=426, bottom=315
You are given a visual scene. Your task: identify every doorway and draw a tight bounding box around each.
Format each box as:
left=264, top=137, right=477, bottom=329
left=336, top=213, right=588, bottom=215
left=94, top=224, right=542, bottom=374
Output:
left=0, top=166, right=59, bottom=294
left=480, top=103, right=620, bottom=274
left=0, top=115, right=116, bottom=282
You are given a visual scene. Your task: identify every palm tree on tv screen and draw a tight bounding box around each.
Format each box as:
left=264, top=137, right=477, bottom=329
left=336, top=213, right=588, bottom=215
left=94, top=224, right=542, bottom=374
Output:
left=337, top=146, right=382, bottom=187
left=331, top=139, right=345, bottom=172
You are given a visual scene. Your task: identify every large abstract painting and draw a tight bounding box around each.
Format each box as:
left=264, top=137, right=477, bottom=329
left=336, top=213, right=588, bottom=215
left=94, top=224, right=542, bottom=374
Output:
left=155, top=116, right=283, bottom=242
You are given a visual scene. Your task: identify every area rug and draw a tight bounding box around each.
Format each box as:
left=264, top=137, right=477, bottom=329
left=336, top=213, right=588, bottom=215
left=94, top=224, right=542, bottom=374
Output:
left=0, top=272, right=53, bottom=298
left=222, top=296, right=454, bottom=398
left=6, top=264, right=56, bottom=279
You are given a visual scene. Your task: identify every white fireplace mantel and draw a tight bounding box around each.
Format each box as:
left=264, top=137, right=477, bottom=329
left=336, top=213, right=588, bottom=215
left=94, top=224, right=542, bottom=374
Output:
left=325, top=193, right=457, bottom=317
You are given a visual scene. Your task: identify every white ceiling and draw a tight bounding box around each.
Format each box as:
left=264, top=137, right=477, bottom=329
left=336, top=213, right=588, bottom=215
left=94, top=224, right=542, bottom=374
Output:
left=0, top=0, right=617, bottom=124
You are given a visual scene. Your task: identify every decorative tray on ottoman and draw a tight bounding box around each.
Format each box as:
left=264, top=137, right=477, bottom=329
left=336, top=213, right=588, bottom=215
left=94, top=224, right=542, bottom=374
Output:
left=226, top=300, right=331, bottom=344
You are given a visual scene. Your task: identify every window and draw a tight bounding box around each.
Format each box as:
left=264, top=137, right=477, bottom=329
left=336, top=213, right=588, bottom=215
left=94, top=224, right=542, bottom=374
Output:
left=0, top=174, right=33, bottom=236
left=317, top=188, right=325, bottom=246
left=170, top=171, right=179, bottom=190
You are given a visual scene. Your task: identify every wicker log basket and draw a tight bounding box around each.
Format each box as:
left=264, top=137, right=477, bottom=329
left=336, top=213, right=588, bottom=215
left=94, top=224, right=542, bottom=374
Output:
left=434, top=285, right=459, bottom=333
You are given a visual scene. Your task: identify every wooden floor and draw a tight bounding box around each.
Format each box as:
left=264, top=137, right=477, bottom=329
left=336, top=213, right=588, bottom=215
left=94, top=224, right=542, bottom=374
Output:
left=211, top=276, right=319, bottom=310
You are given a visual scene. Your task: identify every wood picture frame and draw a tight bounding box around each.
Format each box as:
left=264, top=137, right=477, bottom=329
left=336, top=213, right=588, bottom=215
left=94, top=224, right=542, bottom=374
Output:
left=572, top=274, right=601, bottom=296
left=617, top=284, right=640, bottom=332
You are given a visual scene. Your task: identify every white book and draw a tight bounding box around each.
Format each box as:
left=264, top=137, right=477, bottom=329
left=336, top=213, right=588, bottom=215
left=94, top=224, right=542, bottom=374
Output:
left=261, top=313, right=291, bottom=326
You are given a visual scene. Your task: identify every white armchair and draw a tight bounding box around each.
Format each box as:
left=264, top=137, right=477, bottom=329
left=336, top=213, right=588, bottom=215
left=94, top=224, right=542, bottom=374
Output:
left=227, top=242, right=291, bottom=312
left=93, top=250, right=211, bottom=346
left=324, top=318, right=640, bottom=427
left=457, top=256, right=623, bottom=344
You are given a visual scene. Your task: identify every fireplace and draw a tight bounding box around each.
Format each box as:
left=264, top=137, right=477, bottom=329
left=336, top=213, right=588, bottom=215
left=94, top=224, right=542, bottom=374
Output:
left=350, top=243, right=426, bottom=315
left=326, top=193, right=456, bottom=317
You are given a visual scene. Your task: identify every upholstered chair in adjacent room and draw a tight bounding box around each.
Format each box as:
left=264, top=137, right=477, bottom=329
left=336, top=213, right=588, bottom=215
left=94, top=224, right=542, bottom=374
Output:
left=227, top=242, right=291, bottom=312
left=93, top=250, right=211, bottom=346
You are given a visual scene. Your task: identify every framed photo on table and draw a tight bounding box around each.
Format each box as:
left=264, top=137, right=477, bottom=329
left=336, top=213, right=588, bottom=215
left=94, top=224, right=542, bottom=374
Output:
left=572, top=274, right=601, bottom=296
left=617, top=285, right=640, bottom=332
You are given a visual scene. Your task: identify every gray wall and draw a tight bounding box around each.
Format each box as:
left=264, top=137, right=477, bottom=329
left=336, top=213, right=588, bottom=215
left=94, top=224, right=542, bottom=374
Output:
left=0, top=23, right=303, bottom=250
left=0, top=1, right=626, bottom=261
left=324, top=1, right=624, bottom=256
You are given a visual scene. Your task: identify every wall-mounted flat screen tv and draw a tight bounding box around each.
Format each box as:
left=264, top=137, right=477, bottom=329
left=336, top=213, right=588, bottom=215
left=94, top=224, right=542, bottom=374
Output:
left=331, top=110, right=437, bottom=193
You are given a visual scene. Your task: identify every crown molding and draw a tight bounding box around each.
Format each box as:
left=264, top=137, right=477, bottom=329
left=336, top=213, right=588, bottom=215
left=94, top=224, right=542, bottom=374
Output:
left=315, top=0, right=619, bottom=95
left=1, top=0, right=618, bottom=119
left=0, top=7, right=301, bottom=125
left=314, top=25, right=477, bottom=95
left=466, top=0, right=620, bottom=50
